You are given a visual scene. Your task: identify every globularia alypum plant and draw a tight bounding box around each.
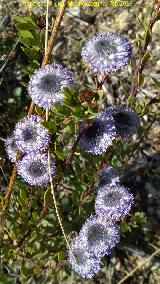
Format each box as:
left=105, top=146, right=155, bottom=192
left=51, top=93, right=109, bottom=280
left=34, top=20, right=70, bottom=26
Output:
left=1, top=0, right=160, bottom=281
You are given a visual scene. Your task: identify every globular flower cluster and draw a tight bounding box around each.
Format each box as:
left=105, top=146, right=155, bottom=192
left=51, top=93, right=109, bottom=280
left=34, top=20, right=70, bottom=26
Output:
left=14, top=115, right=50, bottom=153
left=79, top=108, right=116, bottom=155
left=79, top=106, right=139, bottom=155
left=5, top=115, right=56, bottom=186
left=16, top=153, right=56, bottom=186
left=81, top=32, right=132, bottom=74
left=28, top=63, right=74, bottom=109
left=95, top=183, right=134, bottom=220
left=68, top=167, right=134, bottom=279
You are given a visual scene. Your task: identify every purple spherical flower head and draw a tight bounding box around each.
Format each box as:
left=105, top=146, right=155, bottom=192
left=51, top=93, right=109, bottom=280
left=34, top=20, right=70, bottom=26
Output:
left=95, top=184, right=134, bottom=220
left=81, top=32, right=132, bottom=73
left=5, top=133, right=19, bottom=162
left=79, top=215, right=120, bottom=258
left=95, top=166, right=120, bottom=189
left=14, top=115, right=50, bottom=153
left=79, top=108, right=116, bottom=155
left=109, top=106, right=140, bottom=137
left=67, top=235, right=101, bottom=279
left=28, top=64, right=74, bottom=109
left=17, top=152, right=56, bottom=186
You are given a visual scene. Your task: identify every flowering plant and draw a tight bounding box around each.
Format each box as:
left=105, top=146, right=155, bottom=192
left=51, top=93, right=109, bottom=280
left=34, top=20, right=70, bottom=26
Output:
left=0, top=1, right=160, bottom=282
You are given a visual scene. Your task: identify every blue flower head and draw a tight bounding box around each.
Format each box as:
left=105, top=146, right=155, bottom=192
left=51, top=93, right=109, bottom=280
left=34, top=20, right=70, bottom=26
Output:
left=16, top=152, right=56, bottom=186
left=110, top=106, right=140, bottom=137
left=67, top=236, right=101, bottom=279
left=79, top=215, right=120, bottom=258
left=28, top=64, right=74, bottom=109
left=95, top=184, right=134, bottom=220
left=81, top=32, right=132, bottom=73
left=79, top=108, right=116, bottom=155
left=14, top=115, right=50, bottom=153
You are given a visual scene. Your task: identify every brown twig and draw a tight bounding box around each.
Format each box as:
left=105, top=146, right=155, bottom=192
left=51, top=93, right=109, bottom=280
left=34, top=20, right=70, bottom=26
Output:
left=64, top=123, right=91, bottom=167
left=28, top=0, right=68, bottom=115
left=130, top=0, right=160, bottom=97
left=1, top=1, right=68, bottom=214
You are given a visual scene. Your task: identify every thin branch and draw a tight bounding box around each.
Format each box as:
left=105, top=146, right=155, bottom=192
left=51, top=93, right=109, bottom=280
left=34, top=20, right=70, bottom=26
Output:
left=28, top=0, right=68, bottom=115
left=42, top=0, right=68, bottom=67
left=130, top=0, right=160, bottom=97
left=48, top=150, right=74, bottom=257
left=64, top=123, right=91, bottom=167
left=0, top=38, right=19, bottom=75
left=1, top=1, right=68, bottom=214
left=117, top=247, right=160, bottom=284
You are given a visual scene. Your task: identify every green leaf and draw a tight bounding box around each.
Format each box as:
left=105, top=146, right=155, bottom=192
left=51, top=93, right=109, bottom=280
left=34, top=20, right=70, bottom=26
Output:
left=152, top=77, right=160, bottom=88
left=19, top=29, right=34, bottom=38
left=17, top=196, right=25, bottom=207
left=15, top=15, right=37, bottom=30
left=14, top=16, right=28, bottom=23
left=138, top=73, right=144, bottom=88
left=20, top=189, right=27, bottom=201
left=33, top=267, right=41, bottom=276
left=137, top=17, right=148, bottom=31
left=72, top=106, right=83, bottom=118
left=23, top=16, right=38, bottom=27
left=55, top=151, right=65, bottom=160
left=128, top=95, right=136, bottom=106
left=16, top=22, right=36, bottom=31
left=58, top=251, right=65, bottom=261
left=35, top=106, right=44, bottom=115
left=61, top=197, right=70, bottom=206
left=154, top=11, right=160, bottom=22
left=20, top=263, right=32, bottom=277
left=49, top=121, right=57, bottom=134
left=135, top=101, right=143, bottom=114
left=41, top=121, right=57, bottom=134
left=141, top=52, right=152, bottom=67
left=120, top=80, right=130, bottom=97
left=13, top=87, right=22, bottom=97
left=21, top=47, right=39, bottom=60
left=130, top=58, right=137, bottom=70
left=19, top=37, right=42, bottom=48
